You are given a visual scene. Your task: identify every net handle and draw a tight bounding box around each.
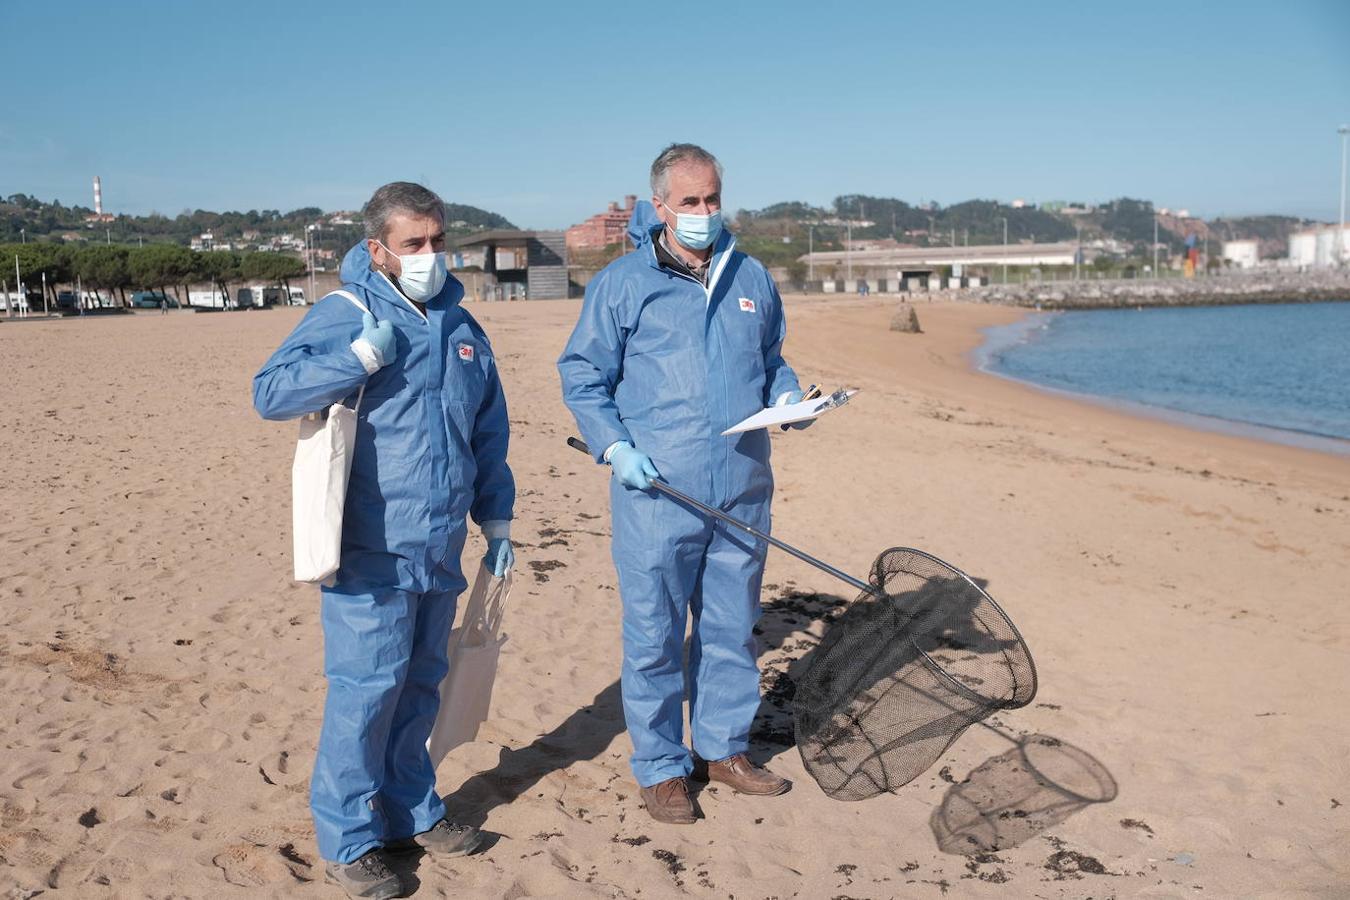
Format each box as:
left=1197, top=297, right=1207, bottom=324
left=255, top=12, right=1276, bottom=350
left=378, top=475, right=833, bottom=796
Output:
left=567, top=437, right=871, bottom=594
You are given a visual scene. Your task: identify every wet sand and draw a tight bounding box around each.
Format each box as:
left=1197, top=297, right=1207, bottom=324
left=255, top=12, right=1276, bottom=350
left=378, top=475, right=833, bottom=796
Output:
left=0, top=297, right=1346, bottom=898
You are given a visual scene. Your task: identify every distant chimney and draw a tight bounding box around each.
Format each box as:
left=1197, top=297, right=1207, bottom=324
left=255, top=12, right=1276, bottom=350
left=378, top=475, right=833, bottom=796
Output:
left=607, top=201, right=618, bottom=212
left=93, top=176, right=103, bottom=215
left=624, top=194, right=636, bottom=210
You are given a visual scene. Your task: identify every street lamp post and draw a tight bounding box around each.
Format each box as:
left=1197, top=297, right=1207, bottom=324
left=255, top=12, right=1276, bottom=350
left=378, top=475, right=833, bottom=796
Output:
left=1001, top=216, right=1008, bottom=284
left=845, top=219, right=852, bottom=284
left=808, top=225, right=814, bottom=283
left=1153, top=217, right=1159, bottom=279
left=1338, top=124, right=1348, bottom=267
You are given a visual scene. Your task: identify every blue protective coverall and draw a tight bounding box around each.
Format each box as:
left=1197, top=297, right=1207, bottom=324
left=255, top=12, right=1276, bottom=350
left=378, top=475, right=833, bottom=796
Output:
left=253, top=241, right=514, bottom=863
left=558, top=202, right=801, bottom=787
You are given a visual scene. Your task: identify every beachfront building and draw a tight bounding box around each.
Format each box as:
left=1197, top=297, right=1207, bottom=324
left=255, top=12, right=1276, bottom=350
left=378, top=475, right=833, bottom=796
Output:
left=567, top=195, right=638, bottom=252
left=1221, top=240, right=1260, bottom=270
left=454, top=230, right=568, bottom=300
left=800, top=242, right=1090, bottom=292
left=1287, top=225, right=1350, bottom=269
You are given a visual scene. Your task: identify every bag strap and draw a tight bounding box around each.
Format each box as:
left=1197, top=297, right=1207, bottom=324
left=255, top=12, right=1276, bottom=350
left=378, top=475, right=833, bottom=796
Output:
left=324, top=289, right=372, bottom=412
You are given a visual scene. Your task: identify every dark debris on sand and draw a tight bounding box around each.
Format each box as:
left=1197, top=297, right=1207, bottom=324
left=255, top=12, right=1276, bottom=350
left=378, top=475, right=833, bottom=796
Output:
left=652, top=848, right=685, bottom=885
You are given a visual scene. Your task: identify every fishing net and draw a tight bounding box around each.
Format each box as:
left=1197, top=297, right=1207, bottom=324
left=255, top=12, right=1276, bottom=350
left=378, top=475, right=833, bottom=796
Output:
left=793, top=548, right=1037, bottom=801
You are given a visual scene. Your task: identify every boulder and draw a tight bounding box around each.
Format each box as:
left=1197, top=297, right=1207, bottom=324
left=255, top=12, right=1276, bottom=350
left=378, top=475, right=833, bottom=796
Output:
left=890, top=301, right=922, bottom=333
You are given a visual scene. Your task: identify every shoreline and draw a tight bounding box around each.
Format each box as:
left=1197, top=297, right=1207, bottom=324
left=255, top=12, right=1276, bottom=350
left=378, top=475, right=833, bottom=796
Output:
left=777, top=294, right=1350, bottom=499
left=970, top=308, right=1350, bottom=459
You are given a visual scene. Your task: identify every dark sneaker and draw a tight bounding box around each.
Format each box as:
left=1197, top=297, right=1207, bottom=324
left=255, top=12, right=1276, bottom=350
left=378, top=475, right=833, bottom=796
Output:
left=387, top=818, right=483, bottom=857
left=639, top=776, right=697, bottom=824
left=692, top=753, right=791, bottom=796
left=324, top=849, right=402, bottom=899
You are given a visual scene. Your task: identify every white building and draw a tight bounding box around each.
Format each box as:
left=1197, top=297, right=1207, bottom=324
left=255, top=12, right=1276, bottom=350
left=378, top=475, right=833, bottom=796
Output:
left=1288, top=225, right=1350, bottom=268
left=1221, top=239, right=1260, bottom=270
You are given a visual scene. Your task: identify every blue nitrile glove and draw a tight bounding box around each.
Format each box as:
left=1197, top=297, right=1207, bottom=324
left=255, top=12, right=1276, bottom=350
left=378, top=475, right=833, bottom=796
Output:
left=782, top=390, right=816, bottom=430
left=609, top=442, right=660, bottom=490
left=484, top=537, right=514, bottom=577
left=360, top=311, right=396, bottom=368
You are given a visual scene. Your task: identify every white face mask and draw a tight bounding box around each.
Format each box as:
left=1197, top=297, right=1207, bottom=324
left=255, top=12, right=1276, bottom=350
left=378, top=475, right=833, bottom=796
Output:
left=378, top=240, right=448, bottom=302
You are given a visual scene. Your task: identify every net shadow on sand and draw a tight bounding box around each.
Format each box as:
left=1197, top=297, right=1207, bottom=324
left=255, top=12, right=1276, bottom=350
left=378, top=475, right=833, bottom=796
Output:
left=930, top=733, right=1118, bottom=854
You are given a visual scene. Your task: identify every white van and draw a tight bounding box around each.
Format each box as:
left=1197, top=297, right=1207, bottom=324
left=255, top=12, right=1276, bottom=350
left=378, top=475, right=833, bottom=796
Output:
left=189, top=289, right=233, bottom=308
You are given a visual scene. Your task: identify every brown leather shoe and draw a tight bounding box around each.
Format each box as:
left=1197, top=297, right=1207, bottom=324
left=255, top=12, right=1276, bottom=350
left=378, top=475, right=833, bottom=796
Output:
left=692, top=754, right=791, bottom=796
left=639, top=776, right=697, bottom=824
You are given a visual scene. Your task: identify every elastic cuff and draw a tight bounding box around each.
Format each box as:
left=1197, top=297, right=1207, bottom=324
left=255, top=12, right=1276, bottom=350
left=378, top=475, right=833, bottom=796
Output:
left=602, top=440, right=629, bottom=463
left=350, top=338, right=383, bottom=374
left=481, top=520, right=511, bottom=540
left=774, top=391, right=796, bottom=407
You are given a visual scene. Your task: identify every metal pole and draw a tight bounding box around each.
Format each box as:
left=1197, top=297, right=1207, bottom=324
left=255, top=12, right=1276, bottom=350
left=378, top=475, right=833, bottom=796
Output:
left=106, top=228, right=111, bottom=245
left=1075, top=224, right=1081, bottom=281
left=1153, top=218, right=1159, bottom=279
left=1002, top=217, right=1008, bottom=284
left=807, top=225, right=814, bottom=283
left=566, top=437, right=870, bottom=594
left=20, top=228, right=25, bottom=243
left=845, top=220, right=852, bottom=283
left=1339, top=125, right=1348, bottom=267
left=42, top=271, right=47, bottom=316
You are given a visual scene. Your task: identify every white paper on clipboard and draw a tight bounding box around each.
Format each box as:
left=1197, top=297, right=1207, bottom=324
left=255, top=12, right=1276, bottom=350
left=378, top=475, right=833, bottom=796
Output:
left=722, top=396, right=837, bottom=435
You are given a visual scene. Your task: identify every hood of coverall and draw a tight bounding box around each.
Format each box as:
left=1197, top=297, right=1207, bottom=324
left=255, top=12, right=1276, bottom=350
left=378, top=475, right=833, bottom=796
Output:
left=339, top=239, right=463, bottom=310
left=627, top=200, right=664, bottom=248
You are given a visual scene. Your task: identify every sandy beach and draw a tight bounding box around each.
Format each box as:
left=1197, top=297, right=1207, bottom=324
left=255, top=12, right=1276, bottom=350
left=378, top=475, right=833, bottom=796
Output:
left=1, top=296, right=1347, bottom=899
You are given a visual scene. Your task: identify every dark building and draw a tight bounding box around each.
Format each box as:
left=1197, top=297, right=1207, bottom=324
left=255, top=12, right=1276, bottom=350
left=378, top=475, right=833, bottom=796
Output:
left=453, top=230, right=569, bottom=300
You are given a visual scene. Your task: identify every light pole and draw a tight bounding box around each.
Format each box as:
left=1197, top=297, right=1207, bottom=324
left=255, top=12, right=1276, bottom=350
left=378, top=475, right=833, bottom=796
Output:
left=1153, top=217, right=1159, bottom=279
left=1001, top=216, right=1008, bottom=284
left=808, top=224, right=814, bottom=283
left=1075, top=224, right=1081, bottom=281
left=845, top=219, right=852, bottom=284
left=1338, top=124, right=1348, bottom=267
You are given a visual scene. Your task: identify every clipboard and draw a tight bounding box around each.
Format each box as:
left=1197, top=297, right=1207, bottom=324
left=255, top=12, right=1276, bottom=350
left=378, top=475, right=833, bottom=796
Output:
left=721, top=388, right=858, bottom=435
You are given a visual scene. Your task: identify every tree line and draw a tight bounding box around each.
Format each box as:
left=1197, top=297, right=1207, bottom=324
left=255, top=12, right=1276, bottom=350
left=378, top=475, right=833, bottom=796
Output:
left=2, top=193, right=515, bottom=245
left=3, top=242, right=306, bottom=308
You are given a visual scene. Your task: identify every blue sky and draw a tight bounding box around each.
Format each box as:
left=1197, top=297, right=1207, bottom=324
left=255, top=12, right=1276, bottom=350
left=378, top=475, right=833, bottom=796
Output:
left=3, top=0, right=1347, bottom=228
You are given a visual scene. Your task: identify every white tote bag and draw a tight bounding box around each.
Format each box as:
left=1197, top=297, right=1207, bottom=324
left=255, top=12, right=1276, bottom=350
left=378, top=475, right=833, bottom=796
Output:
left=291, top=290, right=369, bottom=585
left=427, top=561, right=513, bottom=766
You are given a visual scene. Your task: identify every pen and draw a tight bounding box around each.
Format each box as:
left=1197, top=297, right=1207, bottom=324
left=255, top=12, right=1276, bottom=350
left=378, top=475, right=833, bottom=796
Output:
left=780, top=384, right=822, bottom=431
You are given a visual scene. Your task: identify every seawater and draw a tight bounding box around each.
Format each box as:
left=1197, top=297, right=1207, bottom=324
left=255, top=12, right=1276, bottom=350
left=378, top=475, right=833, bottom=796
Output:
left=977, top=301, right=1350, bottom=455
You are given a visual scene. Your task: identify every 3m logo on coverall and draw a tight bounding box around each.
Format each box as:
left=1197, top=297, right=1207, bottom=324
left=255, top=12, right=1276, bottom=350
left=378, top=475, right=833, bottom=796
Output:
left=738, top=298, right=756, bottom=313
left=458, top=343, right=475, bottom=362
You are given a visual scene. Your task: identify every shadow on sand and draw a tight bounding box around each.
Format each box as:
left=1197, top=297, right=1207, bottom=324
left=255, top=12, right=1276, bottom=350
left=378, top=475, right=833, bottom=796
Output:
left=750, top=580, right=1118, bottom=854
left=438, top=576, right=1116, bottom=858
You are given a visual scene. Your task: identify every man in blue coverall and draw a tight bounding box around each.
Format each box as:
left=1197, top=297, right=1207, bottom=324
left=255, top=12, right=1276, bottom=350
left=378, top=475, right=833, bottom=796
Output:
left=254, top=182, right=515, bottom=898
left=559, top=144, right=813, bottom=825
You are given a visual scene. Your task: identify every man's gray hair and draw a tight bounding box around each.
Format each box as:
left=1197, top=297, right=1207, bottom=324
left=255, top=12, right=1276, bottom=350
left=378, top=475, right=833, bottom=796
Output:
left=650, top=143, right=723, bottom=199
left=363, top=182, right=445, bottom=241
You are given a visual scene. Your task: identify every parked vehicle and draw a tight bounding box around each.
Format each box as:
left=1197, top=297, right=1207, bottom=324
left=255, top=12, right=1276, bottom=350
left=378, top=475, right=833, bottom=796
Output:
left=236, top=285, right=282, bottom=307
left=129, top=291, right=180, bottom=309
left=188, top=289, right=233, bottom=309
